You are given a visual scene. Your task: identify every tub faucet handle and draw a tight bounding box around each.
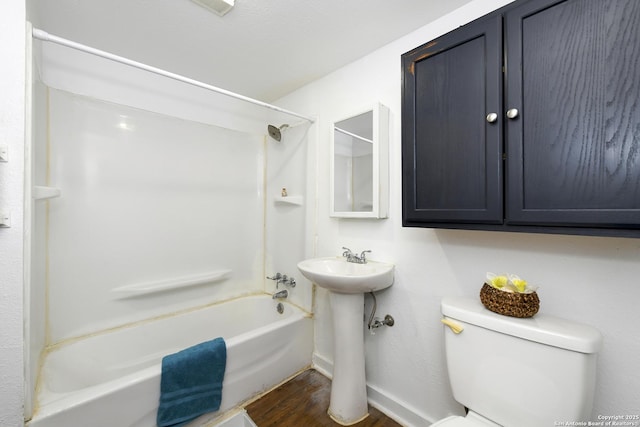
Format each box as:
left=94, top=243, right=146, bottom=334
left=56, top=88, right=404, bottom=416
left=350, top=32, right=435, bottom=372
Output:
left=281, top=276, right=296, bottom=287
left=266, top=273, right=282, bottom=281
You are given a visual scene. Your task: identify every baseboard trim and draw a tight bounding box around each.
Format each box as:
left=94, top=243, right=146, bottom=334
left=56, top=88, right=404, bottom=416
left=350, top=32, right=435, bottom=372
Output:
left=311, top=352, right=433, bottom=427
left=312, top=352, right=333, bottom=379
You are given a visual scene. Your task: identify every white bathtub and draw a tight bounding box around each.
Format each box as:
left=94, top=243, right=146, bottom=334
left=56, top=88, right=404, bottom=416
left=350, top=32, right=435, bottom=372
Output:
left=28, top=295, right=313, bottom=427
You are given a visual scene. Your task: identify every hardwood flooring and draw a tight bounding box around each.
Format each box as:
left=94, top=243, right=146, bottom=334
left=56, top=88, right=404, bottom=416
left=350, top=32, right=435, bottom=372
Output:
left=246, top=369, right=403, bottom=427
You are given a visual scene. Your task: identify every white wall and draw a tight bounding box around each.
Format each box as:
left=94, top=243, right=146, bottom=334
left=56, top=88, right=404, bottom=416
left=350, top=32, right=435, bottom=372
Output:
left=0, top=1, right=26, bottom=425
left=278, top=0, right=640, bottom=424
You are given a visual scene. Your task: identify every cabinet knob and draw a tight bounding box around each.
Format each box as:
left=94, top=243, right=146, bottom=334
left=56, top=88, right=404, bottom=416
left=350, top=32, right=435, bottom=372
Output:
left=506, top=108, right=519, bottom=119
left=486, top=113, right=498, bottom=123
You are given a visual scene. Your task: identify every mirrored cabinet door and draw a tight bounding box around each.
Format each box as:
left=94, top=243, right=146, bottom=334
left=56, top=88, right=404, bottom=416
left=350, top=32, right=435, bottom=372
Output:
left=330, top=103, right=389, bottom=219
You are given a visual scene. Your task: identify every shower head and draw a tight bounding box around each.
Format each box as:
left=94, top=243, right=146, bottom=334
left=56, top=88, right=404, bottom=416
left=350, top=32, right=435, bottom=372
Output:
left=267, top=124, right=289, bottom=142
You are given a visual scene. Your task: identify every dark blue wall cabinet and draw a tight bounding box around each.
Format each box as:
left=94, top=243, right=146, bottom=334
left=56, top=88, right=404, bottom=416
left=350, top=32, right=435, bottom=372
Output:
left=402, top=0, right=640, bottom=237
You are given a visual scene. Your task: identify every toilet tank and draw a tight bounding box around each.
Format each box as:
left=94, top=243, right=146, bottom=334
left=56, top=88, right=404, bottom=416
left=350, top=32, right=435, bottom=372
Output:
left=441, top=297, right=602, bottom=427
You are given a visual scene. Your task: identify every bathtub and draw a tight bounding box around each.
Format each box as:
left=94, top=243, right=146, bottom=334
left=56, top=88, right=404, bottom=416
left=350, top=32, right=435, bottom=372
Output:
left=28, top=295, right=313, bottom=427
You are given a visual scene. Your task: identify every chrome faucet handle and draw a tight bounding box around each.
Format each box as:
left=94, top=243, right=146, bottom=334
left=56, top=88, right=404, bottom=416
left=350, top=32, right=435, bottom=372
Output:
left=286, top=277, right=296, bottom=287
left=342, top=247, right=353, bottom=258
left=360, top=250, right=372, bottom=263
left=267, top=272, right=284, bottom=288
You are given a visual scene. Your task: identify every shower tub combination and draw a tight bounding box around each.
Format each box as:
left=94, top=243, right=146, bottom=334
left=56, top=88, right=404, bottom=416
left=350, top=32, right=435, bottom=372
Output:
left=26, top=27, right=315, bottom=427
left=28, top=295, right=313, bottom=427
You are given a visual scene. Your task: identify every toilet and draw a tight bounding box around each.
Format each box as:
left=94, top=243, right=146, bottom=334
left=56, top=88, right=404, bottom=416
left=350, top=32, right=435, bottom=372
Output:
left=435, top=296, right=603, bottom=427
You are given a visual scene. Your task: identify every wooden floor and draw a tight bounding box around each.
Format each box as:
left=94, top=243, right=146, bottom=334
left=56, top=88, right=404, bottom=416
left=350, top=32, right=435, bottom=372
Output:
left=246, top=369, right=403, bottom=427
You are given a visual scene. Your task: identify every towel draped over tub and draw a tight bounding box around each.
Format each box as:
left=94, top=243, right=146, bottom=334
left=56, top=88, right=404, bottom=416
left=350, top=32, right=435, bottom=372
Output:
left=157, top=337, right=227, bottom=427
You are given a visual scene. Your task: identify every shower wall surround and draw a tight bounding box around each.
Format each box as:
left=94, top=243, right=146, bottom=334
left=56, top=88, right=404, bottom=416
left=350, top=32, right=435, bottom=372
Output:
left=45, top=89, right=264, bottom=341
left=28, top=30, right=314, bottom=345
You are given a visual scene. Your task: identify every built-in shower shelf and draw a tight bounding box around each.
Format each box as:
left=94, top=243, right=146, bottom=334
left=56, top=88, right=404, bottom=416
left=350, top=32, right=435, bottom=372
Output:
left=112, top=269, right=232, bottom=299
left=33, top=186, right=61, bottom=200
left=274, top=195, right=303, bottom=206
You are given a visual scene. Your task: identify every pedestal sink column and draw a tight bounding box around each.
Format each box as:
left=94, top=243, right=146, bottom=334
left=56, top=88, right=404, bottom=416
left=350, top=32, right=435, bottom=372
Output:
left=328, top=292, right=368, bottom=425
left=297, top=257, right=394, bottom=425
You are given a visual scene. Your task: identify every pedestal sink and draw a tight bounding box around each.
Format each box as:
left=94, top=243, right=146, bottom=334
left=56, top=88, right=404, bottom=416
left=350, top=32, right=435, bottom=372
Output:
left=297, top=256, right=394, bottom=425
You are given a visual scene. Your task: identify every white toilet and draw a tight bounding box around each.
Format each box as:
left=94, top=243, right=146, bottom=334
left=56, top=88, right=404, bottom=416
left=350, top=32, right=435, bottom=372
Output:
left=435, top=296, right=603, bottom=427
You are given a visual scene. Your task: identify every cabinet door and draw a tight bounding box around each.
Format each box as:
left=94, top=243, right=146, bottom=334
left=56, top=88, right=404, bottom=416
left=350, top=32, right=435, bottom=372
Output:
left=505, top=0, right=640, bottom=227
left=402, top=15, right=503, bottom=225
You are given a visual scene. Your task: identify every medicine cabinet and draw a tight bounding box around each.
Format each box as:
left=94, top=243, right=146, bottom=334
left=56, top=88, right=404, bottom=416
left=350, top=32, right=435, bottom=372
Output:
left=330, top=103, right=389, bottom=219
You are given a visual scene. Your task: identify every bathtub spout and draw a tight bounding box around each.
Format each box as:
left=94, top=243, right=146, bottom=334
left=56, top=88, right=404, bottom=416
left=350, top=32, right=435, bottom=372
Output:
left=272, top=290, right=288, bottom=299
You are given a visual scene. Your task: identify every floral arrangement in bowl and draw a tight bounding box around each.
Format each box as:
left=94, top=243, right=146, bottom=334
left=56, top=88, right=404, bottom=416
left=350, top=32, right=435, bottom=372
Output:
left=485, top=272, right=538, bottom=294
left=481, top=272, right=540, bottom=317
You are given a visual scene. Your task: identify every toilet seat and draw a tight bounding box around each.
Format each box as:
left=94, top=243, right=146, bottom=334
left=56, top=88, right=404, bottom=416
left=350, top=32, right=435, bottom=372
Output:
left=431, top=412, right=499, bottom=427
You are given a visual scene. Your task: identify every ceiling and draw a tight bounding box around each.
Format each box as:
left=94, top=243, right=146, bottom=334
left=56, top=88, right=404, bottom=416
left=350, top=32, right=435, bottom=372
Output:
left=27, top=0, right=472, bottom=102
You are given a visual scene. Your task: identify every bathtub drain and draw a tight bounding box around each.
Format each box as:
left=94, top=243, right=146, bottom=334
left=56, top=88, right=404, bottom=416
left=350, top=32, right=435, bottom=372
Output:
left=276, top=302, right=284, bottom=314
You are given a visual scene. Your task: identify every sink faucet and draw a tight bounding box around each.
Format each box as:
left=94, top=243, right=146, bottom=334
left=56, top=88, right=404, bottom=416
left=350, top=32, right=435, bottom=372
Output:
left=272, top=289, right=288, bottom=299
left=342, top=247, right=371, bottom=264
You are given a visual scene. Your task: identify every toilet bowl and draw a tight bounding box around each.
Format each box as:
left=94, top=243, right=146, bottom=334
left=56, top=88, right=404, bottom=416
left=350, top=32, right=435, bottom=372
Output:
left=434, top=296, right=602, bottom=427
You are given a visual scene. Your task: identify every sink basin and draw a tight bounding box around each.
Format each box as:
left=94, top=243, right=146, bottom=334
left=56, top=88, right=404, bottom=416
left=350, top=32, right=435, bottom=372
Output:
left=297, top=256, right=394, bottom=294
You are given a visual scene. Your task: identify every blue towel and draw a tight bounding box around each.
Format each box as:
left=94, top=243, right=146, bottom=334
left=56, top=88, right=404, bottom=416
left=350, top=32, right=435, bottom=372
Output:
left=157, top=337, right=227, bottom=427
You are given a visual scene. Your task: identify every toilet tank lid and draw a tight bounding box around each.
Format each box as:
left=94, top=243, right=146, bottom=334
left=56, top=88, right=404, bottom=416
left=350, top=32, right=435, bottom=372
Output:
left=441, top=297, right=603, bottom=354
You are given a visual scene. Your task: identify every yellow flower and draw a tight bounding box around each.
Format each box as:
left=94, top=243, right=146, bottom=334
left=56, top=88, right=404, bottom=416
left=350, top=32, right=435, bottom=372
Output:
left=511, top=278, right=528, bottom=292
left=508, top=274, right=528, bottom=293
left=487, top=272, right=536, bottom=294
left=487, top=273, right=508, bottom=289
